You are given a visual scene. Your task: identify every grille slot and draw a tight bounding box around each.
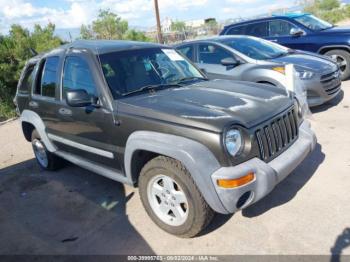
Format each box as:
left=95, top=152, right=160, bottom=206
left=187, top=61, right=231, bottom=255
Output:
left=255, top=108, right=298, bottom=162
left=321, top=70, right=341, bottom=96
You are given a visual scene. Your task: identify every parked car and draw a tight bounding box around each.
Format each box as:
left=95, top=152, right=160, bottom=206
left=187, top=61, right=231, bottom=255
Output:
left=220, top=13, right=350, bottom=80
left=15, top=40, right=316, bottom=237
left=175, top=35, right=341, bottom=107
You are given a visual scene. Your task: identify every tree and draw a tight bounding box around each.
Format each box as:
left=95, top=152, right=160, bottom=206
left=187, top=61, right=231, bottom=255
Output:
left=123, top=29, right=151, bottom=41
left=80, top=9, right=150, bottom=41
left=80, top=24, right=94, bottom=40
left=0, top=23, right=63, bottom=120
left=303, top=0, right=345, bottom=24
left=318, top=0, right=340, bottom=10
left=171, top=20, right=186, bottom=32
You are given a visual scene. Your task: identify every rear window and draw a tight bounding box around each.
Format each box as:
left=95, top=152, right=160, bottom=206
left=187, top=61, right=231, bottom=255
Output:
left=19, top=65, right=35, bottom=93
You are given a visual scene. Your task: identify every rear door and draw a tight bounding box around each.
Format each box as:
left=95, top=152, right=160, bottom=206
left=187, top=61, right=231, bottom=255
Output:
left=48, top=50, right=122, bottom=171
left=195, top=42, right=240, bottom=80
left=30, top=56, right=63, bottom=136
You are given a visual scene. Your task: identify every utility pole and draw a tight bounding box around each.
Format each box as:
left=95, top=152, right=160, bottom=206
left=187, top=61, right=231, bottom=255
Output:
left=153, top=0, right=163, bottom=43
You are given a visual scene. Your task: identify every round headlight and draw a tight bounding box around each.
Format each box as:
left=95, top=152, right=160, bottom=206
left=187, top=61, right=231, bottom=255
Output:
left=225, top=129, right=243, bottom=157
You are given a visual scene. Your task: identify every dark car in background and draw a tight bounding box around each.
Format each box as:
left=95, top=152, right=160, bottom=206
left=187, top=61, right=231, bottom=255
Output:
left=220, top=13, right=350, bottom=80
left=175, top=36, right=341, bottom=107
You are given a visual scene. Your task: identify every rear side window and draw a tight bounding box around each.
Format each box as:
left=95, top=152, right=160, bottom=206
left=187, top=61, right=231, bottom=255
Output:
left=226, top=25, right=246, bottom=35
left=198, top=44, right=232, bottom=64
left=35, top=56, right=59, bottom=98
left=177, top=45, right=194, bottom=61
left=19, top=65, right=35, bottom=93
left=245, top=22, right=268, bottom=37
left=63, top=56, right=97, bottom=96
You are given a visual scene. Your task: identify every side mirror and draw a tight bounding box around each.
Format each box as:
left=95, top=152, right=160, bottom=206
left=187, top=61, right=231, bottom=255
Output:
left=221, top=57, right=239, bottom=67
left=290, top=28, right=305, bottom=37
left=66, top=89, right=92, bottom=107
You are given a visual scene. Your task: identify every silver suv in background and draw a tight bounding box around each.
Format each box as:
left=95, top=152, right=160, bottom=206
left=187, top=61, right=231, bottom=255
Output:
left=175, top=35, right=342, bottom=107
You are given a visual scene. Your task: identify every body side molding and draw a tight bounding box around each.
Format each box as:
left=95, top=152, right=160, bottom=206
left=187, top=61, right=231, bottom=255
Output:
left=48, top=133, right=114, bottom=159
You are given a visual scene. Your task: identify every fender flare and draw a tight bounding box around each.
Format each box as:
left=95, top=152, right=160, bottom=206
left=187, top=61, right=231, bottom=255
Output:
left=20, top=109, right=57, bottom=152
left=124, top=131, right=228, bottom=214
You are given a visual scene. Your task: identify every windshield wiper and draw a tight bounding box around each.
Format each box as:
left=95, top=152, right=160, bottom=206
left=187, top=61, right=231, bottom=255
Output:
left=122, top=83, right=182, bottom=97
left=176, top=76, right=209, bottom=84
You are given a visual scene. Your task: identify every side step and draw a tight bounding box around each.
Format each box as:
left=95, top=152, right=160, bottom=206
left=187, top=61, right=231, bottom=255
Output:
left=54, top=150, right=134, bottom=186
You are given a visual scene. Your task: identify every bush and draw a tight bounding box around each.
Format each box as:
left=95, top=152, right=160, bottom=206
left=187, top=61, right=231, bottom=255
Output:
left=0, top=80, right=17, bottom=121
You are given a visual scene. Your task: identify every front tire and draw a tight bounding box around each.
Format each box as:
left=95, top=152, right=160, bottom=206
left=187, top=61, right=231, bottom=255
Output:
left=31, top=130, right=64, bottom=171
left=325, top=49, right=350, bottom=81
left=138, top=156, right=214, bottom=238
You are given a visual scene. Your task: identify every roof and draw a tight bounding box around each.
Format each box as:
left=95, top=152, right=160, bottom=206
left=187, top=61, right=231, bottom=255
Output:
left=64, top=40, right=167, bottom=54
left=175, top=35, right=255, bottom=45
left=222, top=13, right=311, bottom=31
left=29, top=40, right=167, bottom=62
left=272, top=12, right=310, bottom=18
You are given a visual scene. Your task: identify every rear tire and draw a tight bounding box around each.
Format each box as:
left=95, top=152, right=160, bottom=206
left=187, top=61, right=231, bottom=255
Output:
left=325, top=49, right=350, bottom=81
left=31, top=130, right=64, bottom=171
left=138, top=156, right=214, bottom=238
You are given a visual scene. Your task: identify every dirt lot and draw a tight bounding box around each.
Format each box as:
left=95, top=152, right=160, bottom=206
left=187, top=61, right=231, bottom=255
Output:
left=0, top=82, right=349, bottom=256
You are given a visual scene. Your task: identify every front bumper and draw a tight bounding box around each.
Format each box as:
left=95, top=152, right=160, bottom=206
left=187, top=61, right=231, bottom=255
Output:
left=211, top=120, right=316, bottom=213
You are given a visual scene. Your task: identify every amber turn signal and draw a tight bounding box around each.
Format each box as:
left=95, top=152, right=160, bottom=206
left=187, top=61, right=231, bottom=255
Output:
left=272, top=66, right=286, bottom=75
left=217, top=172, right=255, bottom=188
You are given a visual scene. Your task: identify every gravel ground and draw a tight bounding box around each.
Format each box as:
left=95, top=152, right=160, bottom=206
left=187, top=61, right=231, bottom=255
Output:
left=0, top=82, right=349, bottom=256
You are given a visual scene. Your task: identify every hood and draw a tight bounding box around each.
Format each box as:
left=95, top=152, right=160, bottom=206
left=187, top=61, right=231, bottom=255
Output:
left=319, top=26, right=350, bottom=35
left=268, top=52, right=338, bottom=73
left=118, top=79, right=293, bottom=132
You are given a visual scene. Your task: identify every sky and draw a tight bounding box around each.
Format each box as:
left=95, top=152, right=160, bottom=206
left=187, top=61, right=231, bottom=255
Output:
left=0, top=0, right=299, bottom=34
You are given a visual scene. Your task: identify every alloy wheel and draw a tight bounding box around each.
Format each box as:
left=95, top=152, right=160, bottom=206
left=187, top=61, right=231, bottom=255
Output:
left=147, top=174, right=189, bottom=226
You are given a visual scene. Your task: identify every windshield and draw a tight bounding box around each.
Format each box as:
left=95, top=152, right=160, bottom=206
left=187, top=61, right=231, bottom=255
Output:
left=295, top=14, right=333, bottom=31
left=99, top=48, right=204, bottom=98
left=221, top=37, right=289, bottom=60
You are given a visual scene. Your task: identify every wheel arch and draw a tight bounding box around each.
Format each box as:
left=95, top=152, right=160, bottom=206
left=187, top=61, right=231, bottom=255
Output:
left=318, top=45, right=350, bottom=55
left=22, top=121, right=35, bottom=142
left=124, top=131, right=228, bottom=214
left=20, top=110, right=57, bottom=152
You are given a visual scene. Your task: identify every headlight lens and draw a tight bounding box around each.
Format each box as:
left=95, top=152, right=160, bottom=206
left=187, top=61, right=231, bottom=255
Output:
left=295, top=70, right=314, bottom=79
left=225, top=129, right=243, bottom=157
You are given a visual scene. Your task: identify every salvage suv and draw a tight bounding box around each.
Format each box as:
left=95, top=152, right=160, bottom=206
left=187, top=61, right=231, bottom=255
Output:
left=15, top=40, right=316, bottom=237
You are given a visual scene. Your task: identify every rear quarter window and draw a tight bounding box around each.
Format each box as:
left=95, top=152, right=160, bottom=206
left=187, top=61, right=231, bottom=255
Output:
left=18, top=65, right=35, bottom=94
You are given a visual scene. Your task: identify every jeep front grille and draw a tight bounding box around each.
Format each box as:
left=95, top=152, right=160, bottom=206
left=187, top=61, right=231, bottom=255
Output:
left=255, top=108, right=298, bottom=162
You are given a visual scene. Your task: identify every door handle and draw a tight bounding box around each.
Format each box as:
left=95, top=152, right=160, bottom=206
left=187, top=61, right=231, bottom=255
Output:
left=270, top=39, right=278, bottom=42
left=58, top=108, right=72, bottom=116
left=29, top=101, right=39, bottom=108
